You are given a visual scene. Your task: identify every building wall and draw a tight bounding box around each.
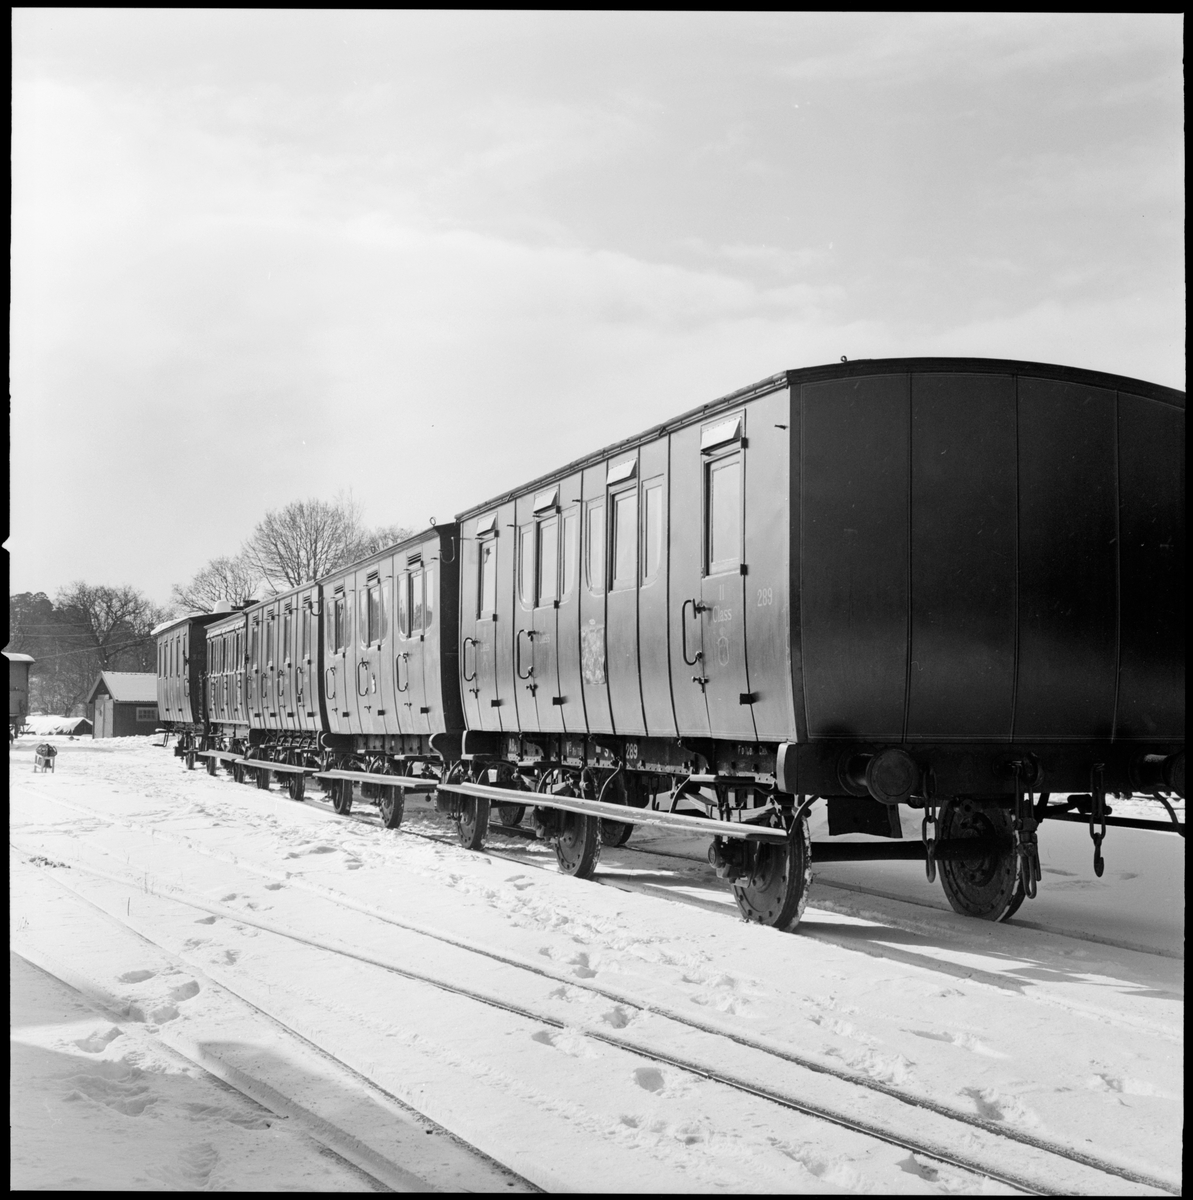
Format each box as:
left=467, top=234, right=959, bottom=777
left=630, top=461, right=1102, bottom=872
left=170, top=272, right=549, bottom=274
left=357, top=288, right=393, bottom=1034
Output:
left=112, top=702, right=161, bottom=737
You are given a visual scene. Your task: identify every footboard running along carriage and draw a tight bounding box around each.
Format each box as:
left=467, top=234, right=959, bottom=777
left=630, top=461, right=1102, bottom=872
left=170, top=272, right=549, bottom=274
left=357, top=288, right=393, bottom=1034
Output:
left=156, top=357, right=1185, bottom=929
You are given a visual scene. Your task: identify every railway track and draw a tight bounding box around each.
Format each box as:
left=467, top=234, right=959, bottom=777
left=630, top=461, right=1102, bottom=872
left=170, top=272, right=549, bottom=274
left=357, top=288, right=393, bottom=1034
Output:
left=12, top=783, right=1179, bottom=1195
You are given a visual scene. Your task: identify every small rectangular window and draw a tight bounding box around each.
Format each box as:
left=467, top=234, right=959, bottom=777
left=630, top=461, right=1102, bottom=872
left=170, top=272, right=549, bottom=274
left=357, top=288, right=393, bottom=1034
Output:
left=643, top=482, right=663, bottom=582
left=332, top=597, right=346, bottom=652
left=282, top=610, right=292, bottom=663
left=363, top=584, right=380, bottom=645
left=537, top=518, right=558, bottom=605
left=562, top=511, right=578, bottom=599
left=586, top=502, right=605, bottom=594
left=519, top=525, right=534, bottom=607
left=301, top=606, right=310, bottom=659
left=411, top=570, right=425, bottom=633
left=612, top=489, right=638, bottom=590
left=397, top=573, right=410, bottom=637
left=381, top=579, right=391, bottom=642
left=424, top=566, right=435, bottom=630
left=478, top=539, right=497, bottom=616
left=250, top=623, right=259, bottom=669
left=707, top=454, right=742, bottom=572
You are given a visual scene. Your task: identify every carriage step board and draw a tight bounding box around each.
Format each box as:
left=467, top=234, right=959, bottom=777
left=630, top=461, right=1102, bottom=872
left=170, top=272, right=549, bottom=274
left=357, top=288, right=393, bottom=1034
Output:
left=314, top=770, right=438, bottom=791
left=437, top=781, right=789, bottom=842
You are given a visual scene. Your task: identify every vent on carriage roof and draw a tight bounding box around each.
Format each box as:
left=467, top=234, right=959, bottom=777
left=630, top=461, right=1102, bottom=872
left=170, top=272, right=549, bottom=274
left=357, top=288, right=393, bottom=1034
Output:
left=606, top=459, right=637, bottom=485
left=701, top=414, right=743, bottom=451
left=533, top=486, right=559, bottom=512
left=475, top=513, right=497, bottom=534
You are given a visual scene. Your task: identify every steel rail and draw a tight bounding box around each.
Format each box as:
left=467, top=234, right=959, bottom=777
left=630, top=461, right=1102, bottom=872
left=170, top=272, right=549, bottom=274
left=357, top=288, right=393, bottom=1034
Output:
left=438, top=779, right=790, bottom=842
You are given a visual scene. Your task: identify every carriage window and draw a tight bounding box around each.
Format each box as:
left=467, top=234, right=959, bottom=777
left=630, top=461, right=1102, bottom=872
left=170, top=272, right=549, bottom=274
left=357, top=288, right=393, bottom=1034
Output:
left=366, top=582, right=381, bottom=643
left=478, top=538, right=497, bottom=616
left=250, top=623, right=259, bottom=668
left=707, top=454, right=742, bottom=573
left=562, top=511, right=578, bottom=600
left=301, top=606, right=310, bottom=659
left=332, top=595, right=347, bottom=652
left=397, top=572, right=410, bottom=637
left=268, top=616, right=277, bottom=666
left=537, top=517, right=559, bottom=605
left=282, top=610, right=292, bottom=662
left=586, top=501, right=605, bottom=594
left=643, top=481, right=663, bottom=583
left=381, top=579, right=391, bottom=641
left=519, top=525, right=534, bottom=607
left=424, top=566, right=435, bottom=630
left=411, top=570, right=425, bottom=633
left=611, top=489, right=638, bottom=591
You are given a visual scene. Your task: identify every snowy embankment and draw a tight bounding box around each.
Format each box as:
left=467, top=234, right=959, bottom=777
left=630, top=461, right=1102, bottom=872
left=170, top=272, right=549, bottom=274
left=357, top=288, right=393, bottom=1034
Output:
left=10, top=737, right=1183, bottom=1194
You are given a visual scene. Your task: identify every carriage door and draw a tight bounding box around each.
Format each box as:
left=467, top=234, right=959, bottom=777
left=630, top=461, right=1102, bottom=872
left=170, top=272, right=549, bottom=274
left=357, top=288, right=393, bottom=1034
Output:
left=356, top=570, right=383, bottom=733
left=297, top=596, right=314, bottom=726
left=698, top=414, right=757, bottom=742
left=248, top=615, right=263, bottom=721
left=325, top=587, right=351, bottom=734
left=279, top=605, right=295, bottom=727
left=396, top=565, right=431, bottom=734
left=466, top=516, right=503, bottom=731
left=532, top=487, right=564, bottom=734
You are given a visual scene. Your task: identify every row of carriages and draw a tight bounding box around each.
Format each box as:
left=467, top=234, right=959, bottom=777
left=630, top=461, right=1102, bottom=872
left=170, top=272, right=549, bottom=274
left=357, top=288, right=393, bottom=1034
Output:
left=155, top=358, right=1185, bottom=929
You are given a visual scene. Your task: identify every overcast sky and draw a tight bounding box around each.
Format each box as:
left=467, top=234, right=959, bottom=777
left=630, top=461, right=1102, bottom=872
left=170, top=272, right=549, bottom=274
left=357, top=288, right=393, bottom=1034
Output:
left=10, top=11, right=1184, bottom=606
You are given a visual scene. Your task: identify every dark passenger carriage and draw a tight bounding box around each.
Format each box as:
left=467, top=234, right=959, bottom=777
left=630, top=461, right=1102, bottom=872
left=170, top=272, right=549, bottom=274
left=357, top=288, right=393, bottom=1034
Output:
left=441, top=358, right=1184, bottom=927
left=154, top=611, right=224, bottom=767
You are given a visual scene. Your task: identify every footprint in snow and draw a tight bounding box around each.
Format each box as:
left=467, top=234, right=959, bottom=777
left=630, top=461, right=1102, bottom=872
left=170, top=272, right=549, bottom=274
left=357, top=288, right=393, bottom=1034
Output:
left=74, top=1026, right=123, bottom=1053
left=601, top=1006, right=631, bottom=1029
left=222, top=950, right=240, bottom=965
left=170, top=980, right=200, bottom=1002
left=119, top=970, right=156, bottom=984
left=220, top=894, right=238, bottom=902
left=633, top=1067, right=665, bottom=1093
left=570, top=953, right=597, bottom=979
left=263, top=882, right=283, bottom=891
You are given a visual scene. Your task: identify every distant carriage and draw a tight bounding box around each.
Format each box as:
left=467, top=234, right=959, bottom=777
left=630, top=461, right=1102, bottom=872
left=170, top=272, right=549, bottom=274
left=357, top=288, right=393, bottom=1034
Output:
left=156, top=358, right=1185, bottom=929
left=6, top=651, right=35, bottom=741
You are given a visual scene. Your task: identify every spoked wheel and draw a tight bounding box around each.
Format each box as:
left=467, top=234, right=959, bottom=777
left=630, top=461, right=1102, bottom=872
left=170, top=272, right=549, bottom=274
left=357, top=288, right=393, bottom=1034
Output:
left=937, top=798, right=1025, bottom=922
left=732, top=814, right=812, bottom=931
left=553, top=811, right=602, bottom=879
left=205, top=756, right=217, bottom=776
left=496, top=804, right=526, bottom=827
left=287, top=771, right=306, bottom=802
left=457, top=796, right=489, bottom=850
left=185, top=750, right=196, bottom=770
left=254, top=764, right=271, bottom=790
left=378, top=787, right=405, bottom=829
left=232, top=762, right=245, bottom=785
left=332, top=779, right=354, bottom=815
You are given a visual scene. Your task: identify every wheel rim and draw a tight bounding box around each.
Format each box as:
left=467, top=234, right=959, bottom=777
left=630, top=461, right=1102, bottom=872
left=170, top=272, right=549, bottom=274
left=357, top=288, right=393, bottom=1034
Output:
left=457, top=796, right=490, bottom=849
left=496, top=804, right=526, bottom=827
left=732, top=816, right=811, bottom=931
left=937, top=798, right=1023, bottom=921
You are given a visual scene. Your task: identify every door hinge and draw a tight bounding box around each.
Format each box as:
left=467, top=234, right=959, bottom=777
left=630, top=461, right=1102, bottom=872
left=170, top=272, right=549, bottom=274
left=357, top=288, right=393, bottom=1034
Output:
left=420, top=706, right=431, bottom=714
left=490, top=698, right=503, bottom=707
left=739, top=692, right=758, bottom=705
left=740, top=563, right=748, bottom=576
left=552, top=696, right=566, bottom=705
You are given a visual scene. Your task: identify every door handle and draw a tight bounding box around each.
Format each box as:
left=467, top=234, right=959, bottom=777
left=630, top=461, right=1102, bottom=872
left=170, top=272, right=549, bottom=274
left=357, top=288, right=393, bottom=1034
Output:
left=462, top=637, right=477, bottom=683
left=396, top=653, right=409, bottom=692
left=357, top=660, right=370, bottom=697
left=680, top=598, right=706, bottom=667
left=325, top=666, right=336, bottom=700
left=516, top=628, right=535, bottom=680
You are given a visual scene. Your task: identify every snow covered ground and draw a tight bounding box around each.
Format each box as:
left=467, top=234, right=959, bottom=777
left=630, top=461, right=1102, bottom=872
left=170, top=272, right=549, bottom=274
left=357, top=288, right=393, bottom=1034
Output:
left=10, top=736, right=1183, bottom=1193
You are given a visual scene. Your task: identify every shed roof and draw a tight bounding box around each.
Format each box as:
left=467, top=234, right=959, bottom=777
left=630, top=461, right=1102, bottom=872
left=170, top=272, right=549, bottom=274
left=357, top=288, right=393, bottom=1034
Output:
left=87, top=671, right=159, bottom=704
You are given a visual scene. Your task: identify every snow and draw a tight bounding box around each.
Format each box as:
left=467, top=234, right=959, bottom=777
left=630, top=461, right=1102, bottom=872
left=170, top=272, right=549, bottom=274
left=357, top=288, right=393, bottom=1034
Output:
left=10, top=736, right=1184, bottom=1193
left=20, top=714, right=92, bottom=736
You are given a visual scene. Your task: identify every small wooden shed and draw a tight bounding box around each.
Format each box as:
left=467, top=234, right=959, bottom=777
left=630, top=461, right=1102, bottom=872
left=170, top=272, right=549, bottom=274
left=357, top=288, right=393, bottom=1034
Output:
left=88, top=672, right=160, bottom=738
left=6, top=650, right=34, bottom=738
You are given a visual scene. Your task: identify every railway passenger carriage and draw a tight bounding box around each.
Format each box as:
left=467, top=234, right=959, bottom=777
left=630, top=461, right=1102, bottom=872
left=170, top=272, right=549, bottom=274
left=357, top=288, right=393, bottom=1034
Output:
left=156, top=358, right=1185, bottom=931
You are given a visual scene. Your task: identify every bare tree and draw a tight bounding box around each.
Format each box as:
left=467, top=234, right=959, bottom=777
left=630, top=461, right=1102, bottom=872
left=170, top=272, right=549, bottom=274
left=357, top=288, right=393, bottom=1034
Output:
left=171, top=554, right=262, bottom=613
left=241, top=495, right=414, bottom=592
left=54, top=582, right=168, bottom=674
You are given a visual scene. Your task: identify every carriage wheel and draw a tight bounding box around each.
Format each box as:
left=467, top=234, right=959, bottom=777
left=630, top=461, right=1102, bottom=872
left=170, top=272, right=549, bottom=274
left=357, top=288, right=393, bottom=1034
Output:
left=287, top=771, right=306, bottom=802
left=205, top=756, right=217, bottom=776
left=457, top=796, right=490, bottom=850
left=332, top=779, right=353, bottom=815
left=937, top=798, right=1025, bottom=922
left=185, top=750, right=196, bottom=770
left=255, top=767, right=271, bottom=790
left=732, top=814, right=811, bottom=931
left=232, top=762, right=245, bottom=785
left=496, top=804, right=526, bottom=827
left=379, top=788, right=405, bottom=829
left=553, top=812, right=602, bottom=879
